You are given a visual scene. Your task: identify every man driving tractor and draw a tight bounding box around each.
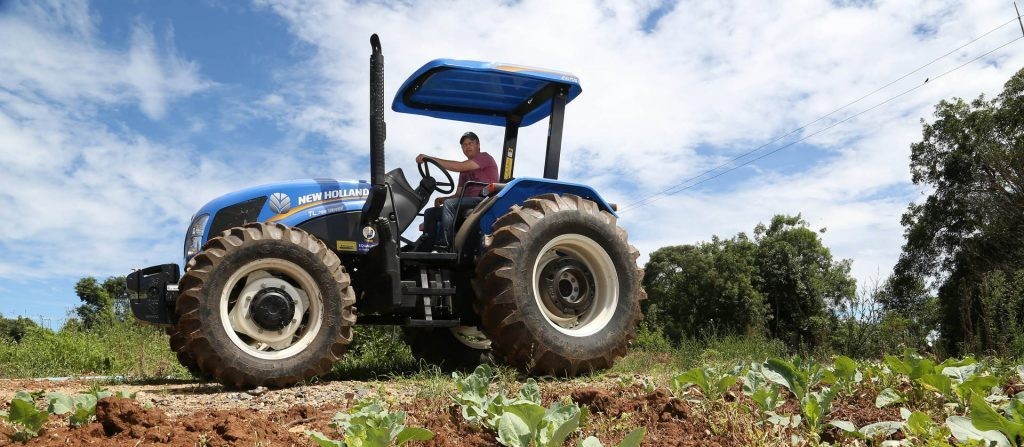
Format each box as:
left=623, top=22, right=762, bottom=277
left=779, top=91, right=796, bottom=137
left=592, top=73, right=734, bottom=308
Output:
left=416, top=131, right=499, bottom=247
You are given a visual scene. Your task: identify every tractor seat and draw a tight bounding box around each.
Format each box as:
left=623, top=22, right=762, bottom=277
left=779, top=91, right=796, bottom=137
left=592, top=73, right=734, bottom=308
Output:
left=383, top=168, right=431, bottom=234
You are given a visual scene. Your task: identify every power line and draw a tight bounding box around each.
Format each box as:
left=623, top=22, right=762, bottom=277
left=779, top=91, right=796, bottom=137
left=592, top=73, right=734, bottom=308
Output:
left=620, top=18, right=1022, bottom=213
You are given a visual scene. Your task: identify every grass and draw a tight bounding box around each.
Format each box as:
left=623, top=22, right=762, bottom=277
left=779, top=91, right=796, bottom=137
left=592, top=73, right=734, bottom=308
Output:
left=0, top=320, right=187, bottom=379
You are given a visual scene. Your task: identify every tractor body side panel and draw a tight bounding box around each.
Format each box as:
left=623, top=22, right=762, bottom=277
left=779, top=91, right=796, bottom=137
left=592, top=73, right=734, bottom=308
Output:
left=478, top=177, right=617, bottom=234
left=190, top=179, right=372, bottom=261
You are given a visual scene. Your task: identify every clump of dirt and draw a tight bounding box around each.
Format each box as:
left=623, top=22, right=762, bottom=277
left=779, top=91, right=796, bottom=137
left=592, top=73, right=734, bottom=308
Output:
left=95, top=397, right=169, bottom=437
left=410, top=397, right=497, bottom=447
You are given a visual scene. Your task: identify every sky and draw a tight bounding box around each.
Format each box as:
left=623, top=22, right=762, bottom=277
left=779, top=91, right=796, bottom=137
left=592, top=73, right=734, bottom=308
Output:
left=0, top=0, right=1021, bottom=328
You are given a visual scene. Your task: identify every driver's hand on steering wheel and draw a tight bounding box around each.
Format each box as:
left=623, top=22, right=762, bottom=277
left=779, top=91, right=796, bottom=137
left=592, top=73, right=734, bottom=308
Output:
left=416, top=153, right=428, bottom=164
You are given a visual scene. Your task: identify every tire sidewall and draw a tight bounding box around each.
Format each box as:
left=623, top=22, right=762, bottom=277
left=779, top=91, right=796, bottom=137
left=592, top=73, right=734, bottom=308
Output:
left=507, top=204, right=640, bottom=360
left=194, top=238, right=347, bottom=378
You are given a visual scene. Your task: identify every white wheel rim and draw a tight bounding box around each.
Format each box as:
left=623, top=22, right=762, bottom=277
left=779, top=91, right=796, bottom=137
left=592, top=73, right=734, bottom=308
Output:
left=219, top=258, right=323, bottom=360
left=531, top=234, right=618, bottom=337
left=450, top=326, right=491, bottom=350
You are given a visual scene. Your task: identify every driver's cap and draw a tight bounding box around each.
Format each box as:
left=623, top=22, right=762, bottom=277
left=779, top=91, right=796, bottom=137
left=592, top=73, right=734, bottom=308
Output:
left=459, top=131, right=479, bottom=143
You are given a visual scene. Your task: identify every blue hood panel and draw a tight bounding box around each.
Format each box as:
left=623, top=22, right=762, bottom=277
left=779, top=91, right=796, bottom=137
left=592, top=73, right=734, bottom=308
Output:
left=195, top=178, right=370, bottom=236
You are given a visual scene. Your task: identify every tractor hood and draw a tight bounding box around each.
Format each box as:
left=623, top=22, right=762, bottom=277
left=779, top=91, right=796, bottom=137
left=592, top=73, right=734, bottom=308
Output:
left=190, top=178, right=370, bottom=246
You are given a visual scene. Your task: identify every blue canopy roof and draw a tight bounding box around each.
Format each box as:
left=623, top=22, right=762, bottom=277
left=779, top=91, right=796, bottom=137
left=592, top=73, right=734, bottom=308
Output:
left=392, top=59, right=582, bottom=127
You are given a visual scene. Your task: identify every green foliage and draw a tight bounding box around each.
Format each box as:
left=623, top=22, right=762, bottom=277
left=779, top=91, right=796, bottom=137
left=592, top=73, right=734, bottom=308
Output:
left=1, top=392, right=49, bottom=442
left=451, top=365, right=645, bottom=447
left=306, top=398, right=433, bottom=447
left=641, top=235, right=766, bottom=343
left=0, top=318, right=186, bottom=379
left=670, top=367, right=737, bottom=400
left=74, top=276, right=129, bottom=329
left=892, top=67, right=1024, bottom=356
left=969, top=393, right=1024, bottom=446
left=643, top=214, right=856, bottom=350
left=0, top=314, right=42, bottom=343
left=330, top=326, right=418, bottom=379
left=754, top=215, right=857, bottom=350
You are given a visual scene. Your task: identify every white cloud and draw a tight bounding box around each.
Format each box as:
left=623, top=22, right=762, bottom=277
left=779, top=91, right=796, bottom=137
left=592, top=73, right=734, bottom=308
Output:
left=0, top=0, right=220, bottom=278
left=254, top=0, right=1022, bottom=289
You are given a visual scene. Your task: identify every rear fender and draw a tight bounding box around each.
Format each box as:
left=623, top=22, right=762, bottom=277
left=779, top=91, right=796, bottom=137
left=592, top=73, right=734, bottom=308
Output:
left=479, top=177, right=617, bottom=234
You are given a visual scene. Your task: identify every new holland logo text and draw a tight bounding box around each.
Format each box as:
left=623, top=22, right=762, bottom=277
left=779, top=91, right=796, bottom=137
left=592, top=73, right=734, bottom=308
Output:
left=297, top=188, right=370, bottom=205
left=269, top=193, right=291, bottom=214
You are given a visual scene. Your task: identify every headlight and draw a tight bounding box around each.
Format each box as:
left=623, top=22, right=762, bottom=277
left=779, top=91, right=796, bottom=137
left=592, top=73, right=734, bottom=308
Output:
left=184, top=214, right=210, bottom=260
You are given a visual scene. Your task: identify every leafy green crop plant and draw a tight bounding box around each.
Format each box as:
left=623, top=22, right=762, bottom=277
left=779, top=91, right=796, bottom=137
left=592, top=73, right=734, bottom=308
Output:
left=670, top=367, right=738, bottom=400
left=306, top=398, right=433, bottom=447
left=451, top=364, right=645, bottom=447
left=1, top=392, right=49, bottom=442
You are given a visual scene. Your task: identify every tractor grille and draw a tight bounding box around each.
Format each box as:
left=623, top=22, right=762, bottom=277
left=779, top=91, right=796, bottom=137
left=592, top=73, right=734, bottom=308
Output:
left=209, top=196, right=267, bottom=237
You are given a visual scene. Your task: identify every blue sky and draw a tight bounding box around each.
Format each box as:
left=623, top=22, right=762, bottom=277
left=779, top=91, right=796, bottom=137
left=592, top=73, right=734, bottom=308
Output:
left=0, top=0, right=1021, bottom=328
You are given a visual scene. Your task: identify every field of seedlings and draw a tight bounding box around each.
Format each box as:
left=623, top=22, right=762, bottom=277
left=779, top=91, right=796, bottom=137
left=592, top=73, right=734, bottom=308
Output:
left=2, top=351, right=1024, bottom=446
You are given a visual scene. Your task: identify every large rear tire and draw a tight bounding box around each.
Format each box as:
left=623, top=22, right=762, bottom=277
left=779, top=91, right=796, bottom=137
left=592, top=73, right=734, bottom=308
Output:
left=473, top=194, right=645, bottom=376
left=401, top=326, right=493, bottom=371
left=175, top=222, right=356, bottom=389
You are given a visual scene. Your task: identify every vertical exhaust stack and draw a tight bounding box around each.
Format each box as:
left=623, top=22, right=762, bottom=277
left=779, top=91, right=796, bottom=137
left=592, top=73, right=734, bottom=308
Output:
left=369, top=34, right=386, bottom=186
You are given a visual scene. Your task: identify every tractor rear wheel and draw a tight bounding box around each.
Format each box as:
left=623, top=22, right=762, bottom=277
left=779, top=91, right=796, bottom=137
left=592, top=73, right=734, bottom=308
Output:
left=473, top=194, right=645, bottom=376
left=401, top=326, right=492, bottom=371
left=175, top=222, right=356, bottom=389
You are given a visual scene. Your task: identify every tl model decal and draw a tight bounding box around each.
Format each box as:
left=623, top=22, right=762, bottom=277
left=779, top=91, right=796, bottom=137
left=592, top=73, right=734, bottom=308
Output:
left=269, top=193, right=291, bottom=214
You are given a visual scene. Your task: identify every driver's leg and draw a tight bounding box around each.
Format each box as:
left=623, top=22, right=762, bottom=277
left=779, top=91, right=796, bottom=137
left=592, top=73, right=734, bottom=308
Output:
left=440, top=196, right=483, bottom=247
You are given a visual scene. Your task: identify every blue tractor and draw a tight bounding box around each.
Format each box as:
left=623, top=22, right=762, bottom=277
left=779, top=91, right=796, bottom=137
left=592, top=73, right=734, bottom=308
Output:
left=127, top=35, right=645, bottom=388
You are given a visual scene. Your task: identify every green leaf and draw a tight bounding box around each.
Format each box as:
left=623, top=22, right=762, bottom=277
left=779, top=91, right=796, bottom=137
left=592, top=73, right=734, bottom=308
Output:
left=45, top=392, right=74, bottom=415
left=395, top=427, right=433, bottom=445
left=615, top=427, right=646, bottom=447
left=519, top=379, right=541, bottom=405
left=946, top=416, right=1011, bottom=447
left=765, top=358, right=803, bottom=398
left=906, top=411, right=935, bottom=437
left=539, top=403, right=580, bottom=447
left=829, top=420, right=858, bottom=434
left=306, top=430, right=345, bottom=447
left=833, top=356, right=859, bottom=383
left=715, top=375, right=739, bottom=396
left=13, top=391, right=33, bottom=403
left=497, top=411, right=533, bottom=447
left=875, top=388, right=905, bottom=408
left=943, top=364, right=982, bottom=383
left=970, top=393, right=1024, bottom=441
left=1017, top=365, right=1024, bottom=384
left=859, top=421, right=901, bottom=439
left=8, top=398, right=47, bottom=436
left=671, top=368, right=710, bottom=396
left=580, top=436, right=603, bottom=447
left=884, top=355, right=911, bottom=375
left=918, top=374, right=952, bottom=396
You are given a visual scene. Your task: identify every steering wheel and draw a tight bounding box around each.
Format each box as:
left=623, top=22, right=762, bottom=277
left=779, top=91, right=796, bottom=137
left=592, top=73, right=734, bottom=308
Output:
left=417, top=157, right=455, bottom=194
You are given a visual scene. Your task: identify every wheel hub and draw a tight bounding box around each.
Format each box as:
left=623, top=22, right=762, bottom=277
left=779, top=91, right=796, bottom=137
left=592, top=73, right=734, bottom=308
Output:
left=539, top=258, right=595, bottom=318
left=249, top=287, right=295, bottom=331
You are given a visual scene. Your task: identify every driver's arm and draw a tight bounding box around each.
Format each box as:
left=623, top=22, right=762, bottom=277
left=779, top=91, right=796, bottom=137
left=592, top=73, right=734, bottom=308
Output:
left=416, top=154, right=480, bottom=172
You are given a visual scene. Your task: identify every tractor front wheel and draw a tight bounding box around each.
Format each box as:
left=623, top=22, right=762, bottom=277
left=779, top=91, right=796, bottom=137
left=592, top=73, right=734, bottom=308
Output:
left=473, top=194, right=644, bottom=376
left=175, top=222, right=356, bottom=389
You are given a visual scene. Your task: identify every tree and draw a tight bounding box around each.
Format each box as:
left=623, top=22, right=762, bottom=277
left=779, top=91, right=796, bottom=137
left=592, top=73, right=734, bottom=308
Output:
left=642, top=214, right=856, bottom=349
left=0, top=313, right=41, bottom=342
left=73, top=276, right=130, bottom=329
left=753, top=215, right=856, bottom=349
left=892, top=68, right=1024, bottom=355
left=642, top=234, right=766, bottom=343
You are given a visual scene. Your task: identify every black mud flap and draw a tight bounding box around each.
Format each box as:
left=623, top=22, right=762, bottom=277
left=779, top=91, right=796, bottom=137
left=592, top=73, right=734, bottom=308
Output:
left=126, top=264, right=180, bottom=326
